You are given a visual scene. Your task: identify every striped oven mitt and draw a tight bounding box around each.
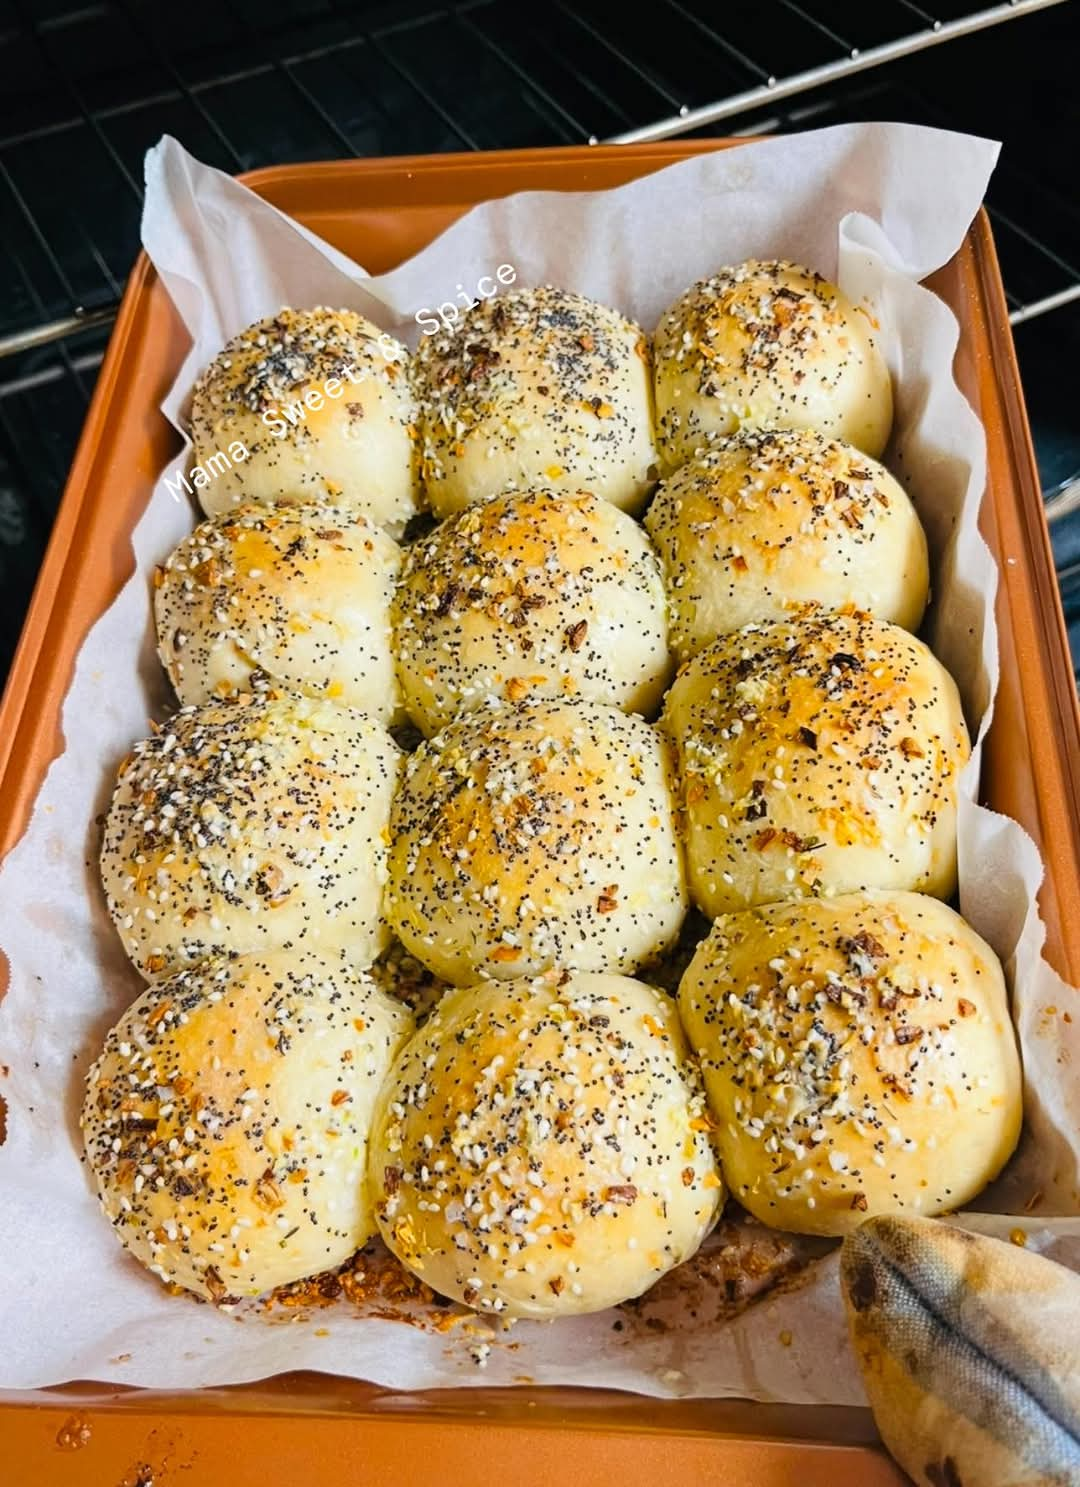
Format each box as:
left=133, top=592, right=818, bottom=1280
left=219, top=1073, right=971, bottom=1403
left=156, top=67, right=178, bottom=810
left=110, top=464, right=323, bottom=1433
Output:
left=841, top=1215, right=1080, bottom=1487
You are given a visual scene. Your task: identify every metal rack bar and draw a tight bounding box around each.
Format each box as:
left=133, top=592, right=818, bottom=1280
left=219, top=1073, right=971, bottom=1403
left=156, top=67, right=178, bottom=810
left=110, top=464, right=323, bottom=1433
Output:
left=318, top=35, right=412, bottom=138
left=368, top=33, right=482, bottom=150
left=894, top=0, right=944, bottom=29
left=215, top=0, right=361, bottom=158
left=278, top=58, right=365, bottom=155
left=0, top=158, right=97, bottom=397
left=0, top=397, right=54, bottom=553
left=455, top=11, right=585, bottom=143
left=776, top=0, right=857, bottom=55
left=1047, top=483, right=1080, bottom=524
left=494, top=11, right=638, bottom=136
left=10, top=0, right=142, bottom=197
left=659, top=0, right=774, bottom=85
left=0, top=12, right=439, bottom=151
left=988, top=199, right=1080, bottom=298
left=605, top=0, right=1070, bottom=142
left=111, top=0, right=250, bottom=171
left=0, top=345, right=106, bottom=401
left=554, top=0, right=683, bottom=110
left=0, top=309, right=115, bottom=359
left=0, top=85, right=209, bottom=151
left=1010, top=283, right=1080, bottom=325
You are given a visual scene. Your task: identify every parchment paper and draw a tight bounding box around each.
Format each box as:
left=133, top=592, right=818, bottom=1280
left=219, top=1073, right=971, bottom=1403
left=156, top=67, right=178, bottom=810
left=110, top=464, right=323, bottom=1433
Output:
left=1, top=123, right=1077, bottom=1399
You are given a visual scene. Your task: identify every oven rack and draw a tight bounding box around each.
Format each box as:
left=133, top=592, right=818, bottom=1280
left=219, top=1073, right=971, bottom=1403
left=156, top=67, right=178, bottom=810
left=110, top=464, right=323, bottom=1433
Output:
left=1, top=0, right=1075, bottom=354
left=0, top=0, right=1077, bottom=684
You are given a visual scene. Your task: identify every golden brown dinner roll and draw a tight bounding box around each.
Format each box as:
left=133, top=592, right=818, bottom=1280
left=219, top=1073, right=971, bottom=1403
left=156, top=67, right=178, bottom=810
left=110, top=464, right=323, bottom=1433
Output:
left=154, top=503, right=402, bottom=721
left=414, top=286, right=659, bottom=518
left=189, top=307, right=420, bottom=534
left=100, top=694, right=400, bottom=977
left=369, top=969, right=722, bottom=1317
left=653, top=261, right=892, bottom=470
left=82, top=950, right=414, bottom=1301
left=392, top=488, right=672, bottom=736
left=679, top=891, right=1022, bottom=1236
left=386, top=700, right=687, bottom=984
left=661, top=613, right=969, bottom=915
left=644, top=429, right=928, bottom=661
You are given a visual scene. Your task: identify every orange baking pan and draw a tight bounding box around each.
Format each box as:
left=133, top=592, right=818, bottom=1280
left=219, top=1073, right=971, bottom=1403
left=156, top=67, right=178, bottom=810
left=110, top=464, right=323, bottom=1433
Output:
left=1, top=139, right=1078, bottom=1486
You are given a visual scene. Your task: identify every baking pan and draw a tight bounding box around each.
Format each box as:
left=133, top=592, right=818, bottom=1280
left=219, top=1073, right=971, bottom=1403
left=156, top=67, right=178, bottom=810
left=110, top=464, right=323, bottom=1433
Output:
left=1, top=140, right=1077, bottom=1486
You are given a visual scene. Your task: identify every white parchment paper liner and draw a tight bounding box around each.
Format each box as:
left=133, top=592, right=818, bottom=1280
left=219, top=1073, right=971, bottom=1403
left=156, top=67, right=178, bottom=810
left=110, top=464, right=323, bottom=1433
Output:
left=1, top=123, right=1077, bottom=1398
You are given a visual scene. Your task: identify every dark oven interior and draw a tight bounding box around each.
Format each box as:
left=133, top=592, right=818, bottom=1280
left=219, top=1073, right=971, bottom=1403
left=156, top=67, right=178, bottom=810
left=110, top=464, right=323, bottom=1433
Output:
left=1, top=0, right=1078, bottom=686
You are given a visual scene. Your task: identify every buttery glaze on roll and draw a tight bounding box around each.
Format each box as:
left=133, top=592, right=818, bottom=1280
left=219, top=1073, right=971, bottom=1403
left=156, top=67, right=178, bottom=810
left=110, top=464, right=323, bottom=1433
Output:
left=154, top=503, right=402, bottom=721
left=661, top=613, right=970, bottom=915
left=653, top=261, right=893, bottom=470
left=392, top=488, right=672, bottom=736
left=645, top=429, right=928, bottom=661
left=100, top=694, right=400, bottom=977
left=386, top=699, right=687, bottom=985
left=82, top=951, right=414, bottom=1301
left=679, top=892, right=1022, bottom=1236
left=369, top=969, right=723, bottom=1318
left=413, top=286, right=659, bottom=517
left=189, top=307, right=420, bottom=534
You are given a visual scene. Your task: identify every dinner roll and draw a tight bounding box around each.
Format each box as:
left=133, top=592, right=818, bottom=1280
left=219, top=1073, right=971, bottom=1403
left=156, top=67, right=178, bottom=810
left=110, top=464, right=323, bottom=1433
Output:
left=645, top=430, right=928, bottom=661
left=661, top=614, right=969, bottom=916
left=393, top=488, right=672, bottom=736
left=414, top=286, right=659, bottom=518
left=154, top=503, right=401, bottom=721
left=81, top=950, right=414, bottom=1301
left=386, top=700, right=687, bottom=984
left=653, top=261, right=892, bottom=470
left=190, top=307, right=420, bottom=534
left=101, top=694, right=400, bottom=977
left=369, top=969, right=722, bottom=1318
left=678, top=891, right=1022, bottom=1236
